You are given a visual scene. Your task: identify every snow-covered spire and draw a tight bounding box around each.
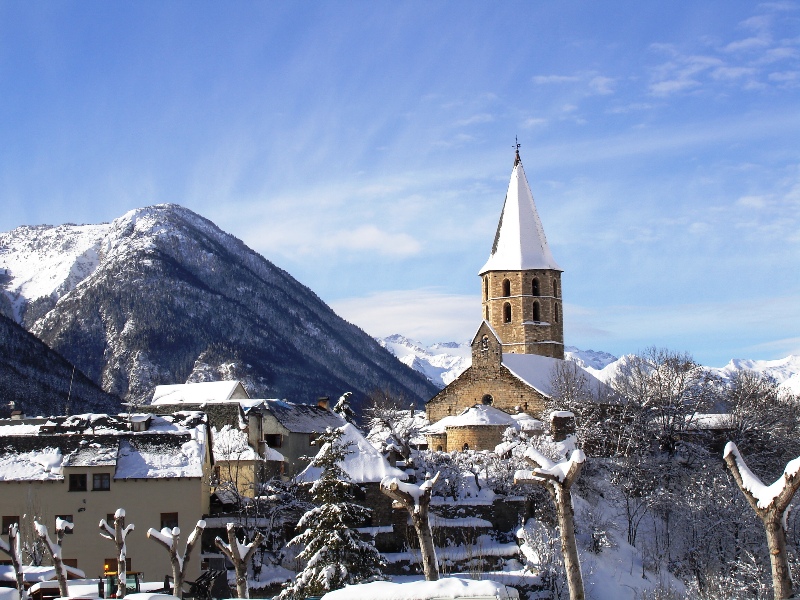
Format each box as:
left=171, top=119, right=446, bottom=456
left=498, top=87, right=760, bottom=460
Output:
left=479, top=150, right=561, bottom=274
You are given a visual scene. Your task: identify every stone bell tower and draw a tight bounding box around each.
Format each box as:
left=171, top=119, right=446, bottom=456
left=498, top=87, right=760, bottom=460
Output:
left=479, top=146, right=564, bottom=359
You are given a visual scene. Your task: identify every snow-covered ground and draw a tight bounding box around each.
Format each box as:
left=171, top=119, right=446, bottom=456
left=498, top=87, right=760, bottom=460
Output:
left=379, top=335, right=800, bottom=396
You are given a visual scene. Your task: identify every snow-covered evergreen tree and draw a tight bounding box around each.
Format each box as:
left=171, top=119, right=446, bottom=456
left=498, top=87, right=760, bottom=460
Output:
left=333, top=391, right=356, bottom=424
left=278, top=427, right=384, bottom=599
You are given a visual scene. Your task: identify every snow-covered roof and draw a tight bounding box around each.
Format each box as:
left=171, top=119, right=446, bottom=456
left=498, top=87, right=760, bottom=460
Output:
left=479, top=155, right=561, bottom=274
left=296, top=423, right=407, bottom=484
left=423, top=404, right=520, bottom=435
left=150, top=380, right=249, bottom=405
left=260, top=399, right=346, bottom=434
left=0, top=413, right=208, bottom=481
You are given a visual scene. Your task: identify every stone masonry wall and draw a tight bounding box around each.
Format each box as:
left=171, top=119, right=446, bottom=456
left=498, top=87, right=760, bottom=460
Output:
left=444, top=425, right=507, bottom=452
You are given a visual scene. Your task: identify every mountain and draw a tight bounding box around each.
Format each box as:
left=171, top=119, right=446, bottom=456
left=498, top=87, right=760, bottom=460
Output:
left=377, top=335, right=472, bottom=389
left=0, top=313, right=121, bottom=417
left=0, top=205, right=438, bottom=406
left=379, top=335, right=800, bottom=397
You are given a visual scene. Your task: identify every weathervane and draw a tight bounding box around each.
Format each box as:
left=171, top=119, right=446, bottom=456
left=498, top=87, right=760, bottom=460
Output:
left=513, top=136, right=521, bottom=166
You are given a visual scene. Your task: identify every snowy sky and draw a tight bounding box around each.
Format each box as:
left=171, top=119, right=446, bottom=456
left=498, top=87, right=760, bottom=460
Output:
left=1, top=2, right=799, bottom=366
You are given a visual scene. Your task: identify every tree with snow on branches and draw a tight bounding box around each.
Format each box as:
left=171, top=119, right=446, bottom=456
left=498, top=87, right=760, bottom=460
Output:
left=724, top=441, right=800, bottom=599
left=34, top=518, right=73, bottom=598
left=214, top=523, right=263, bottom=599
left=0, top=523, right=27, bottom=600
left=147, top=520, right=206, bottom=599
left=333, top=391, right=356, bottom=424
left=278, top=427, right=384, bottom=600
left=99, top=509, right=134, bottom=599
left=515, top=446, right=586, bottom=600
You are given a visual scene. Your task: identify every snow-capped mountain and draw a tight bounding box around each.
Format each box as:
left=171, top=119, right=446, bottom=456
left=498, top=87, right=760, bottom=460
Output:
left=380, top=335, right=800, bottom=397
left=0, top=205, right=438, bottom=406
left=377, top=335, right=472, bottom=389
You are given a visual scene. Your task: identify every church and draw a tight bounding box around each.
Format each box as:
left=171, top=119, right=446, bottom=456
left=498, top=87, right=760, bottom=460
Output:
left=425, top=146, right=588, bottom=452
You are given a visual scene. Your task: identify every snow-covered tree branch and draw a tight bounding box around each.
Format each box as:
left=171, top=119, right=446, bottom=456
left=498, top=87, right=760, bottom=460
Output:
left=0, top=523, right=27, bottom=600
left=515, top=447, right=586, bottom=600
left=215, top=523, right=263, bottom=599
left=99, top=509, right=134, bottom=599
left=34, top=518, right=73, bottom=598
left=724, top=441, right=800, bottom=599
left=380, top=472, right=440, bottom=581
left=147, top=520, right=206, bottom=599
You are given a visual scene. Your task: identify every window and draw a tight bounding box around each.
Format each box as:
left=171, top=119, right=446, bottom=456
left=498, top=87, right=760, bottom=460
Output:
left=104, top=558, right=132, bottom=574
left=462, top=443, right=470, bottom=451
left=553, top=279, right=559, bottom=297
left=533, top=301, right=541, bottom=322
left=482, top=394, right=493, bottom=406
left=264, top=434, right=282, bottom=448
left=483, top=277, right=488, bottom=301
left=68, top=474, right=87, bottom=492
left=161, top=513, right=179, bottom=530
left=503, top=302, right=512, bottom=323
left=62, top=559, right=78, bottom=569
left=436, top=445, right=443, bottom=452
left=309, top=433, right=320, bottom=446
left=55, top=515, right=73, bottom=534
left=93, top=473, right=111, bottom=491
left=532, top=278, right=540, bottom=296
left=555, top=303, right=560, bottom=323
left=502, top=279, right=511, bottom=297
left=2, top=516, right=19, bottom=533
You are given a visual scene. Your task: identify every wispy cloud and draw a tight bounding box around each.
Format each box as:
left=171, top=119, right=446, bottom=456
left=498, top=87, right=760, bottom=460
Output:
left=532, top=75, right=580, bottom=84
left=330, top=289, right=477, bottom=343
left=455, top=113, right=494, bottom=126
left=532, top=72, right=616, bottom=96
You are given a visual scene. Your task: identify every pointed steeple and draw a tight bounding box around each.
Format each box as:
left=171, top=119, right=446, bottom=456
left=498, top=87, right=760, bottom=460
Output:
left=479, top=150, right=560, bottom=275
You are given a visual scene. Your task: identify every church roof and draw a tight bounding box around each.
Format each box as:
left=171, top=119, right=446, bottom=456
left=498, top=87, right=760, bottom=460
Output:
left=479, top=151, right=561, bottom=274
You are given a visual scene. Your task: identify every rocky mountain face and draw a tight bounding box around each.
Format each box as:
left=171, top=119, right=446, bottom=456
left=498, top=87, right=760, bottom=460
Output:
left=0, top=313, right=121, bottom=417
left=0, top=205, right=438, bottom=406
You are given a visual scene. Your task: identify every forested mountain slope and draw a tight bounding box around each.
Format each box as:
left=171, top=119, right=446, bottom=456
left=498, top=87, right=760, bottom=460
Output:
left=0, top=205, right=438, bottom=406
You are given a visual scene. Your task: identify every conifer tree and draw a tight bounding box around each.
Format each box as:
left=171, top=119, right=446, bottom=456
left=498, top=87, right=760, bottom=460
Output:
left=278, top=427, right=384, bottom=599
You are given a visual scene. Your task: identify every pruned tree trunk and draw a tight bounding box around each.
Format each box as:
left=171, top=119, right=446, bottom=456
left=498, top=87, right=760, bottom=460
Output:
left=380, top=473, right=440, bottom=581
left=724, top=442, right=800, bottom=600
left=34, top=520, right=71, bottom=599
left=214, top=523, right=263, bottom=599
left=100, top=510, right=134, bottom=599
left=147, top=521, right=206, bottom=599
left=515, top=449, right=586, bottom=600
left=0, top=523, right=27, bottom=600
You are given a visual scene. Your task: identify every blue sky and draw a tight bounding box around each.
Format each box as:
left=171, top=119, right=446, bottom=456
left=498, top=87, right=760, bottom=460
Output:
left=1, top=2, right=799, bottom=366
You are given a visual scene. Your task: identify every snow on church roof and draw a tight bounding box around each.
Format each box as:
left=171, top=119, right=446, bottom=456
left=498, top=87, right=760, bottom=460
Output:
left=296, top=423, right=407, bottom=484
left=479, top=152, right=561, bottom=274
left=502, top=353, right=612, bottom=399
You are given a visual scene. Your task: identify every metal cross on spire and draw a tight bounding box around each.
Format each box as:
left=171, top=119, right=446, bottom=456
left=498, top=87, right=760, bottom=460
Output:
left=513, top=136, right=521, bottom=166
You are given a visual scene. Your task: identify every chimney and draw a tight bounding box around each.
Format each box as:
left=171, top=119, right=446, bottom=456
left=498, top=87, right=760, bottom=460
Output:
left=317, top=396, right=330, bottom=410
left=10, top=410, right=24, bottom=420
left=550, top=410, right=576, bottom=442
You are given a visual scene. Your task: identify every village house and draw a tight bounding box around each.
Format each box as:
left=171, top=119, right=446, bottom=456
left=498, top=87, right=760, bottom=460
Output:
left=0, top=412, right=211, bottom=583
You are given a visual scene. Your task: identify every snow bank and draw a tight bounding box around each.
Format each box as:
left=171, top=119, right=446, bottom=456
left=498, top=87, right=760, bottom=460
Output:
left=320, top=576, right=519, bottom=599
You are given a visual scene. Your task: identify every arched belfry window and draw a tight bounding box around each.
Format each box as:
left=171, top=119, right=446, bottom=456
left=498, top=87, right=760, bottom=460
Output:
left=484, top=277, right=488, bottom=301
left=554, top=303, right=560, bottom=323
left=482, top=394, right=493, bottom=405
left=533, top=301, right=541, bottom=322
left=532, top=278, right=540, bottom=296
left=502, top=279, right=511, bottom=297
left=503, top=302, right=512, bottom=323
left=553, top=279, right=559, bottom=298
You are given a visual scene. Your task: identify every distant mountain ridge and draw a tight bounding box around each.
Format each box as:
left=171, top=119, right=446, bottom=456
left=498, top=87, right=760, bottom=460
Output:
left=0, top=205, right=438, bottom=407
left=379, top=335, right=800, bottom=396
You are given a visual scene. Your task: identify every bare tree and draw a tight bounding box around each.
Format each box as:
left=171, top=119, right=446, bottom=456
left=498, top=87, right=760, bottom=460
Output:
left=34, top=519, right=73, bottom=598
left=0, top=523, right=27, bottom=600
left=380, top=472, right=440, bottom=581
left=364, top=389, right=419, bottom=463
left=99, top=509, right=135, bottom=599
left=215, top=523, right=264, bottom=599
left=515, top=447, right=586, bottom=600
left=146, top=520, right=206, bottom=599
left=724, top=442, right=800, bottom=599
